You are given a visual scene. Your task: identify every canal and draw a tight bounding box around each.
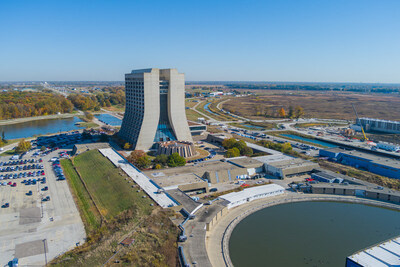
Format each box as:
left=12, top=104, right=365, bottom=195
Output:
left=0, top=117, right=84, bottom=140
left=280, top=133, right=337, bottom=148
left=229, top=201, right=400, bottom=267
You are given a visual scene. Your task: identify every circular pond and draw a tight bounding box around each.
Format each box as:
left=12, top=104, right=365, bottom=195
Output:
left=229, top=201, right=400, bottom=267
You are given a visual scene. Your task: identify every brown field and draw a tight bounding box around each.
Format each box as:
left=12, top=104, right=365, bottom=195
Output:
left=222, top=91, right=400, bottom=121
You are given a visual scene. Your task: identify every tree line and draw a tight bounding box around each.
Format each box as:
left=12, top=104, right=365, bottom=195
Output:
left=126, top=150, right=186, bottom=169
left=0, top=91, right=74, bottom=120
left=67, top=88, right=125, bottom=111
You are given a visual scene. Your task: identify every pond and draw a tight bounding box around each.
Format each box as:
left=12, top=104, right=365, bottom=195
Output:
left=229, top=201, right=400, bottom=267
left=0, top=117, right=83, bottom=140
left=95, top=113, right=122, bottom=126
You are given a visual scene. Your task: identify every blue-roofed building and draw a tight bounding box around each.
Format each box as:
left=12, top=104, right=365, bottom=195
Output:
left=319, top=148, right=400, bottom=179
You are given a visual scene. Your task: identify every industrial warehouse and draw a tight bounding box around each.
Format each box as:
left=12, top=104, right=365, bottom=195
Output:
left=320, top=147, right=400, bottom=179
left=346, top=235, right=400, bottom=267
left=219, top=184, right=285, bottom=209
left=357, top=117, right=400, bottom=134
left=144, top=155, right=319, bottom=194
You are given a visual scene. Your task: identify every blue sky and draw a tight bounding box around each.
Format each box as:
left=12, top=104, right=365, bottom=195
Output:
left=0, top=0, right=399, bottom=82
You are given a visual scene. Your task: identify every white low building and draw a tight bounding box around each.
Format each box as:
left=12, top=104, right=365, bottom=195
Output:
left=220, top=184, right=285, bottom=209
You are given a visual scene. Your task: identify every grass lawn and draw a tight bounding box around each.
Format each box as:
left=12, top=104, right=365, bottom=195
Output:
left=53, top=150, right=178, bottom=267
left=185, top=108, right=204, bottom=121
left=72, top=150, right=153, bottom=220
left=103, top=104, right=125, bottom=112
left=185, top=99, right=198, bottom=108
left=75, top=121, right=99, bottom=128
left=61, top=159, right=101, bottom=232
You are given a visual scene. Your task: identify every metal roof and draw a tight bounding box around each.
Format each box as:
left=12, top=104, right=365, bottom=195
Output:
left=220, top=184, right=285, bottom=204
left=347, top=236, right=400, bottom=267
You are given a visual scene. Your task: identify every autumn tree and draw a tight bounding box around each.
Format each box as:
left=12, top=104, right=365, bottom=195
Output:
left=294, top=106, right=305, bottom=119
left=15, top=139, right=32, bottom=153
left=278, top=107, right=286, bottom=118
left=136, top=156, right=151, bottom=169
left=84, top=111, right=94, bottom=121
left=127, top=150, right=146, bottom=165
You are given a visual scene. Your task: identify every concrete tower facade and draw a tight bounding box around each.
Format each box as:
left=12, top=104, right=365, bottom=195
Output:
left=119, top=68, right=193, bottom=150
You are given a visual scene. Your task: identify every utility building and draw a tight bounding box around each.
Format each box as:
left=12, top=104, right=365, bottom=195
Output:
left=119, top=68, right=192, bottom=150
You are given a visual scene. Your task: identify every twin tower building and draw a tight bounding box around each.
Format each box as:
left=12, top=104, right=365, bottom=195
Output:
left=119, top=68, right=193, bottom=150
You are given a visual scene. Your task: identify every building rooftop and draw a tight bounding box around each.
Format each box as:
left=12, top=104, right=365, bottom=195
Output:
left=144, top=171, right=204, bottom=189
left=228, top=157, right=263, bottom=169
left=253, top=154, right=295, bottom=164
left=347, top=235, right=400, bottom=267
left=311, top=183, right=400, bottom=197
left=267, top=158, right=318, bottom=169
left=220, top=184, right=285, bottom=204
left=341, top=150, right=400, bottom=169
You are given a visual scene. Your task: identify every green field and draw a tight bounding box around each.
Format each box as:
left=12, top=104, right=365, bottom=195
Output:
left=185, top=108, right=204, bottom=121
left=61, top=159, right=101, bottom=232
left=72, top=150, right=153, bottom=220
left=53, top=149, right=164, bottom=266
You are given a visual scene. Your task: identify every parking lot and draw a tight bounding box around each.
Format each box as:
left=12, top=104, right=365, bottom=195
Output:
left=0, top=146, right=85, bottom=265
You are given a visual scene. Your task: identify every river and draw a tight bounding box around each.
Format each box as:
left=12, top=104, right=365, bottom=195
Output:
left=229, top=201, right=400, bottom=267
left=0, top=117, right=84, bottom=140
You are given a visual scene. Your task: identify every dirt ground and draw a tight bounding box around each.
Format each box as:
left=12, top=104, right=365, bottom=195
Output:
left=222, top=91, right=400, bottom=121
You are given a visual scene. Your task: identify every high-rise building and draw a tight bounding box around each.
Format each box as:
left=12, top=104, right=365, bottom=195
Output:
left=119, top=68, right=193, bottom=150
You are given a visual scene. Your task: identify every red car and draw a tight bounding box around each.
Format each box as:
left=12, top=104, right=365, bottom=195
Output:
left=7, top=181, right=12, bottom=185
left=11, top=183, right=17, bottom=187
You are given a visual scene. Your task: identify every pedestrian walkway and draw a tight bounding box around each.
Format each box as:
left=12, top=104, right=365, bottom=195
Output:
left=99, top=148, right=177, bottom=208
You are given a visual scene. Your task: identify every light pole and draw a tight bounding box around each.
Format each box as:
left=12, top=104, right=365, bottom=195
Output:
left=43, top=239, right=48, bottom=265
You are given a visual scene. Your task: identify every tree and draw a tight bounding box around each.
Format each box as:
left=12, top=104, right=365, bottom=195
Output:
left=1, top=131, right=5, bottom=142
left=233, top=140, right=247, bottom=153
left=154, top=154, right=168, bottom=166
left=84, top=111, right=94, bottom=121
left=294, top=105, right=304, bottom=119
left=136, top=156, right=151, bottom=169
left=288, top=106, right=294, bottom=118
left=278, top=107, right=286, bottom=118
left=167, top=153, right=186, bottom=167
left=222, top=138, right=237, bottom=149
left=154, top=164, right=162, bottom=170
left=241, top=146, right=253, bottom=156
left=40, top=146, right=46, bottom=151
left=15, top=139, right=32, bottom=153
left=127, top=150, right=146, bottom=165
left=281, top=142, right=292, bottom=153
left=123, top=143, right=131, bottom=150
left=225, top=147, right=240, bottom=158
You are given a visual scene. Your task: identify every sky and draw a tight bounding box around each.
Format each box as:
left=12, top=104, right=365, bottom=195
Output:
left=0, top=0, right=399, bottom=83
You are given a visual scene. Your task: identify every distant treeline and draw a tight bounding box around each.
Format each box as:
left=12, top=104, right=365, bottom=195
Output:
left=67, top=87, right=125, bottom=111
left=225, top=83, right=400, bottom=93
left=0, top=87, right=126, bottom=120
left=0, top=91, right=74, bottom=120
